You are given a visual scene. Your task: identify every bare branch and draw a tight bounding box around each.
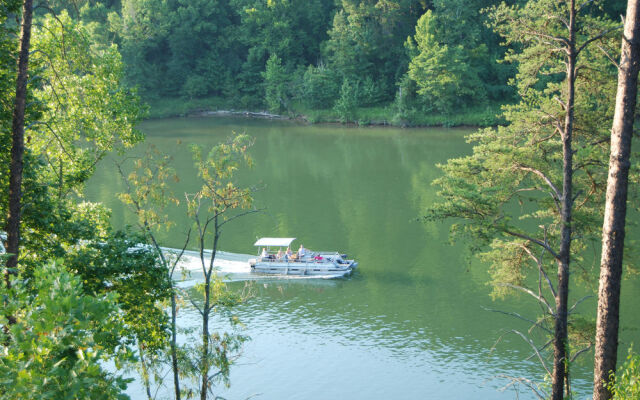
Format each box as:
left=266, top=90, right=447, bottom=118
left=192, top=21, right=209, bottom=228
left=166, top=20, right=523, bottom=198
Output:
left=495, top=374, right=548, bottom=399
left=218, top=208, right=264, bottom=228
left=482, top=306, right=553, bottom=334
left=596, top=43, right=621, bottom=68
left=572, top=189, right=583, bottom=203
left=521, top=29, right=570, bottom=48
left=514, top=187, right=539, bottom=194
left=526, top=338, right=553, bottom=361
left=167, top=227, right=192, bottom=277
left=553, top=96, right=567, bottom=111
left=544, top=13, right=570, bottom=31
left=570, top=344, right=593, bottom=363
left=30, top=120, right=74, bottom=159
left=514, top=164, right=562, bottom=202
left=186, top=292, right=204, bottom=316
left=510, top=330, right=552, bottom=377
left=495, top=283, right=555, bottom=315
left=504, top=229, right=561, bottom=260
left=576, top=24, right=623, bottom=56
left=520, top=244, right=557, bottom=298
left=568, top=295, right=593, bottom=314
left=577, top=0, right=596, bottom=13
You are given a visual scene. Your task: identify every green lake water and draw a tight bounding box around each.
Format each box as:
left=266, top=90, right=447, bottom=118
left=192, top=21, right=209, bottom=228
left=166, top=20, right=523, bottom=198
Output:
left=85, top=116, right=640, bottom=399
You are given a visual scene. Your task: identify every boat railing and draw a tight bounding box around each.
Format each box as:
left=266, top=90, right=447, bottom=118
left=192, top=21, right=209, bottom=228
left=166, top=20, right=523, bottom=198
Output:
left=258, top=253, right=334, bottom=263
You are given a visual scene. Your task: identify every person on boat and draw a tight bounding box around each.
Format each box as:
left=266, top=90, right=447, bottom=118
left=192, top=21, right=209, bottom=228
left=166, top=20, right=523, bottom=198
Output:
left=286, top=247, right=293, bottom=258
left=314, top=254, right=323, bottom=261
left=298, top=245, right=306, bottom=258
left=261, top=248, right=268, bottom=259
left=276, top=249, right=283, bottom=259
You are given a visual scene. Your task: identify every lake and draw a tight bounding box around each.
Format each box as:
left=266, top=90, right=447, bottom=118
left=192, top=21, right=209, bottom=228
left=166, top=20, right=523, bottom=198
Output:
left=86, top=116, right=640, bottom=400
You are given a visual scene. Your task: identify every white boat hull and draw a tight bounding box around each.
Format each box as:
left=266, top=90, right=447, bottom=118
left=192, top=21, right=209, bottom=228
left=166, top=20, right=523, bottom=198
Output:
left=249, top=256, right=357, bottom=278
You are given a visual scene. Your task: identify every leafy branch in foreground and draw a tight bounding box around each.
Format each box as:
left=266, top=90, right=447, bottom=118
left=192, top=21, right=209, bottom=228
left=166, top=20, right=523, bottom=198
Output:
left=0, top=262, right=131, bottom=400
left=117, top=144, right=187, bottom=400
left=186, top=134, right=258, bottom=400
left=117, top=134, right=259, bottom=399
left=607, top=346, right=640, bottom=400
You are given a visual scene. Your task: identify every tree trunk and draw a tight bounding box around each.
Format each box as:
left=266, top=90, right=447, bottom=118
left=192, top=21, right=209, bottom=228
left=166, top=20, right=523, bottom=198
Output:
left=200, top=219, right=219, bottom=400
left=138, top=341, right=153, bottom=400
left=552, top=2, right=576, bottom=399
left=171, top=293, right=181, bottom=400
left=200, top=283, right=210, bottom=400
left=592, top=1, right=640, bottom=398
left=5, top=0, right=33, bottom=278
left=145, top=224, right=182, bottom=400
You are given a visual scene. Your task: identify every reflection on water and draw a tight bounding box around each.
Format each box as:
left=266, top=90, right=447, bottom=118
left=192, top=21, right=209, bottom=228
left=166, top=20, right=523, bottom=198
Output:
left=86, top=117, right=638, bottom=400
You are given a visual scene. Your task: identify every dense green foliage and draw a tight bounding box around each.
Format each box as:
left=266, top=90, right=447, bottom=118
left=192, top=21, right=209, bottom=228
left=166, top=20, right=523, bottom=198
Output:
left=55, top=0, right=508, bottom=123
left=609, top=347, right=640, bottom=400
left=2, top=4, right=255, bottom=396
left=0, top=5, right=171, bottom=398
left=34, top=0, right=627, bottom=125
left=406, top=10, right=486, bottom=113
left=262, top=54, right=290, bottom=113
left=1, top=11, right=146, bottom=274
left=0, top=262, right=132, bottom=399
left=41, top=0, right=625, bottom=125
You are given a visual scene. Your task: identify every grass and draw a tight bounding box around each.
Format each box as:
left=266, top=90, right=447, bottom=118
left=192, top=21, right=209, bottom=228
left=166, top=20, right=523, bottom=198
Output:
left=145, top=95, right=507, bottom=128
left=393, top=103, right=507, bottom=127
left=293, top=102, right=505, bottom=127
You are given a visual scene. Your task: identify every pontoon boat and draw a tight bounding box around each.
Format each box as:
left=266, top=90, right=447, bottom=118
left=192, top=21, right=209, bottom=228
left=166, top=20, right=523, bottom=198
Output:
left=249, top=237, right=357, bottom=278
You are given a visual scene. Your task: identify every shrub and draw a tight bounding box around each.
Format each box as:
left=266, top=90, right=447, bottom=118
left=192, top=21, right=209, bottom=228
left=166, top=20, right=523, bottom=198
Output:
left=301, top=64, right=340, bottom=109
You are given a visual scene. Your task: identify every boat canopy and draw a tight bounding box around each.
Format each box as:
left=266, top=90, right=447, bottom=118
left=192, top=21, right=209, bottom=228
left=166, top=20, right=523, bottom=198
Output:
left=254, top=237, right=296, bottom=247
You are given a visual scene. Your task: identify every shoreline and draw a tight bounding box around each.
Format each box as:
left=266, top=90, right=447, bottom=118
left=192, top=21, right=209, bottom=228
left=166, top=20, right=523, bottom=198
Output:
left=145, top=97, right=506, bottom=128
left=189, top=109, right=290, bottom=120
left=185, top=109, right=400, bottom=127
left=151, top=108, right=492, bottom=129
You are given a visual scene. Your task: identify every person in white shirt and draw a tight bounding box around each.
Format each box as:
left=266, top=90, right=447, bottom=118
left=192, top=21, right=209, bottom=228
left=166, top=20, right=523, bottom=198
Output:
left=297, top=244, right=306, bottom=258
left=261, top=248, right=268, bottom=258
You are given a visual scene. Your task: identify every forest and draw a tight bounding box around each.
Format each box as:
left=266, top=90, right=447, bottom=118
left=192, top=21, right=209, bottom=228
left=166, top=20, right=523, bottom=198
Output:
left=37, top=0, right=626, bottom=124
left=2, top=0, right=640, bottom=399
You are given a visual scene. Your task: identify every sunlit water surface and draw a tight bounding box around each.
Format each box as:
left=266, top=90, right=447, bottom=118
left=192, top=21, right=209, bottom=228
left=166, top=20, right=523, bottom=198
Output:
left=86, top=117, right=640, bottom=400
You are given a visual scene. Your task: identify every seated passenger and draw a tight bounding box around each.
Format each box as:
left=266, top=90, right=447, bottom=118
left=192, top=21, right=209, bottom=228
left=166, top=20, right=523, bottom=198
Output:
left=276, top=249, right=283, bottom=259
left=261, top=248, right=268, bottom=258
left=286, top=247, right=293, bottom=258
left=298, top=244, right=306, bottom=258
left=314, top=254, right=323, bottom=261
